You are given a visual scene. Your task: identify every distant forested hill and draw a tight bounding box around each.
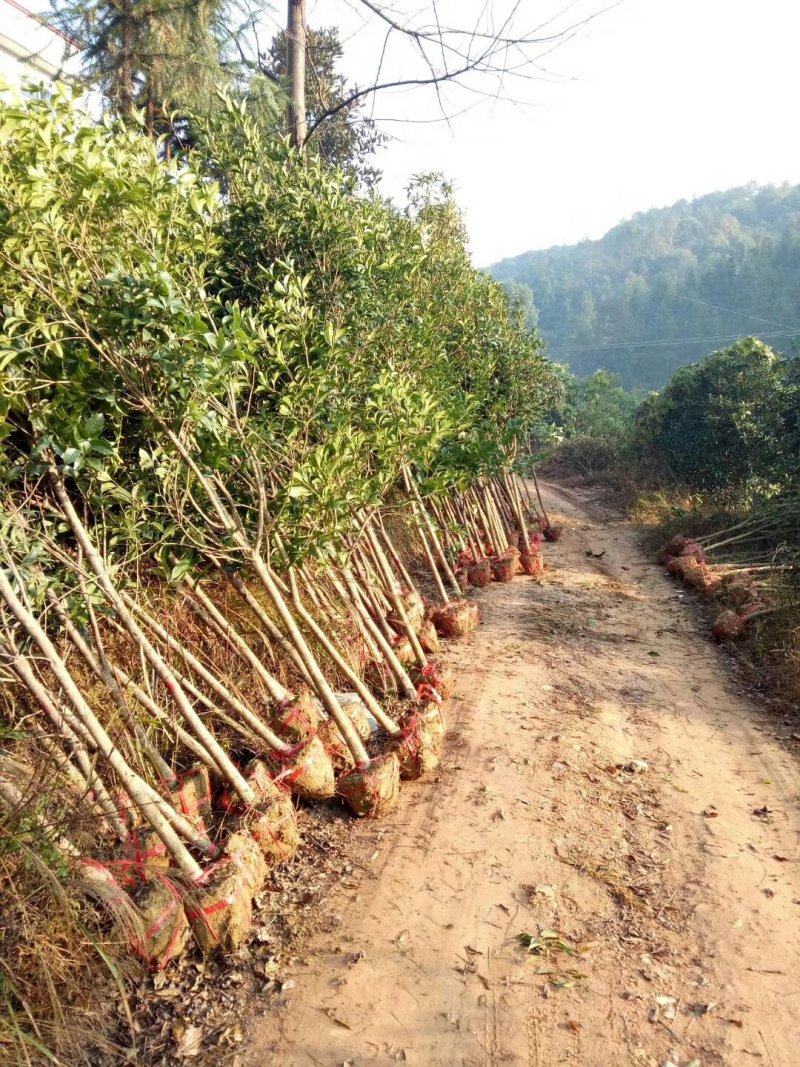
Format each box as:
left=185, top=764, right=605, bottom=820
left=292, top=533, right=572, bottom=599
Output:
left=489, top=184, right=800, bottom=390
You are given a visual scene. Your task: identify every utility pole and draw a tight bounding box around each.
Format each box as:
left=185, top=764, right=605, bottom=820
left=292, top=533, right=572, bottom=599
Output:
left=286, top=0, right=307, bottom=149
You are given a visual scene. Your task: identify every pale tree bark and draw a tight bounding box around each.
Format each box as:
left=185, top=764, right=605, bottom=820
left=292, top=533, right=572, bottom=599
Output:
left=287, top=0, right=307, bottom=149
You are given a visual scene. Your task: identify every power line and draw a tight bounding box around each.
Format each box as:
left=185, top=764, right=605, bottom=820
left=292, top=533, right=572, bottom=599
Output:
left=679, top=294, right=800, bottom=333
left=547, top=328, right=798, bottom=357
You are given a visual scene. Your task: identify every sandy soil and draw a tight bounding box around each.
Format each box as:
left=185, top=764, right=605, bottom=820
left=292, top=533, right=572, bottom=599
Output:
left=243, top=483, right=800, bottom=1067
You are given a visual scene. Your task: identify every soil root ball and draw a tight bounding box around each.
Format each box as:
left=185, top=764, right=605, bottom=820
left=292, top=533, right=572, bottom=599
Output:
left=123, top=828, right=169, bottom=885
left=394, top=713, right=442, bottom=780
left=467, top=560, right=492, bottom=588
left=391, top=635, right=417, bottom=667
left=656, top=534, right=687, bottom=563
left=316, top=717, right=356, bottom=772
left=725, top=579, right=756, bottom=608
left=543, top=524, right=563, bottom=542
left=410, top=659, right=456, bottom=702
left=132, top=877, right=190, bottom=969
left=336, top=692, right=373, bottom=740
left=337, top=752, right=400, bottom=818
left=415, top=698, right=446, bottom=744
left=243, top=793, right=299, bottom=865
left=266, top=735, right=335, bottom=800
left=432, top=599, right=479, bottom=638
left=389, top=590, right=425, bottom=634
left=274, top=688, right=322, bottom=740
left=680, top=560, right=708, bottom=588
left=519, top=552, right=544, bottom=578
left=679, top=540, right=706, bottom=564
left=170, top=765, right=212, bottom=831
left=245, top=759, right=283, bottom=804
left=418, top=618, right=440, bottom=654
left=665, top=556, right=689, bottom=579
left=185, top=831, right=267, bottom=954
left=713, top=610, right=746, bottom=641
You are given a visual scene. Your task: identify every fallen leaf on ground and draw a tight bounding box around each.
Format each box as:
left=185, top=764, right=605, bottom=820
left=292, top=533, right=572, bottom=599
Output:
left=174, top=1023, right=203, bottom=1058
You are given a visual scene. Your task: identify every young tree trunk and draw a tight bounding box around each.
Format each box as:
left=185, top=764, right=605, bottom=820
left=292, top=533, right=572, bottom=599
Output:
left=286, top=0, right=307, bottom=148
left=123, top=593, right=292, bottom=759
left=49, top=475, right=256, bottom=806
left=0, top=576, right=206, bottom=880
left=402, top=467, right=462, bottom=597
left=182, top=578, right=290, bottom=705
left=51, top=594, right=176, bottom=789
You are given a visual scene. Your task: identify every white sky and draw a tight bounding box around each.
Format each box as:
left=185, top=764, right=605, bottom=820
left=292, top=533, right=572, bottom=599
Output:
left=293, top=0, right=800, bottom=266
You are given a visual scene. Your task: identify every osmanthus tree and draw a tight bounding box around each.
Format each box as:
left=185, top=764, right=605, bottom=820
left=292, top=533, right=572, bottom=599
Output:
left=0, top=82, right=556, bottom=565
left=398, top=176, right=558, bottom=485
left=203, top=105, right=554, bottom=496
left=0, top=83, right=554, bottom=658
left=632, top=338, right=799, bottom=497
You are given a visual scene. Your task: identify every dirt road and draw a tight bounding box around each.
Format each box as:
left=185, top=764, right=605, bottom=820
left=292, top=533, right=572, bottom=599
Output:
left=244, top=484, right=800, bottom=1067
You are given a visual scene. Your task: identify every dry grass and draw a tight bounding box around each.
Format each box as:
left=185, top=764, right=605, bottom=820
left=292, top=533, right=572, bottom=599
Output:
left=0, top=517, right=440, bottom=1062
left=0, top=756, right=140, bottom=1065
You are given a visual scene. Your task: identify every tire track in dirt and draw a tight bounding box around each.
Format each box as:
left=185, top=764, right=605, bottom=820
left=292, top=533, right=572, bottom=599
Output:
left=243, top=482, right=800, bottom=1067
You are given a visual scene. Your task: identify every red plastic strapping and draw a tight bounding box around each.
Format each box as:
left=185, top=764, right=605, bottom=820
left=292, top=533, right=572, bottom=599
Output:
left=416, top=683, right=442, bottom=705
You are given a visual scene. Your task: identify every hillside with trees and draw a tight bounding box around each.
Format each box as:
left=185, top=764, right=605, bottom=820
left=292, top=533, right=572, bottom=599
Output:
left=490, top=184, right=800, bottom=389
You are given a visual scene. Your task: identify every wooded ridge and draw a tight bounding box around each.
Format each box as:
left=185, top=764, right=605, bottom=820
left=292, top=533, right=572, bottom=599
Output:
left=489, top=183, right=800, bottom=390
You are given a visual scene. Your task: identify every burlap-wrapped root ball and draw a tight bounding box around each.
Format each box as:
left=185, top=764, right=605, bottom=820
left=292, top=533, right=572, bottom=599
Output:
left=680, top=559, right=708, bottom=588
left=543, top=524, right=563, bottom=542
left=491, top=547, right=520, bottom=583
left=337, top=752, right=400, bottom=818
left=410, top=660, right=455, bottom=703
left=456, top=570, right=471, bottom=594
left=273, top=688, right=322, bottom=742
left=723, top=575, right=755, bottom=607
left=520, top=552, right=544, bottom=578
left=394, top=709, right=443, bottom=780
left=656, top=534, right=687, bottom=564
left=185, top=830, right=267, bottom=954
left=468, top=560, right=492, bottom=588
left=266, top=735, right=335, bottom=800
left=243, top=792, right=299, bottom=865
left=389, top=589, right=425, bottom=634
left=698, top=571, right=722, bottom=597
left=132, top=877, right=190, bottom=970
left=665, top=556, right=690, bottom=579
left=432, top=599, right=479, bottom=638
left=713, top=610, right=746, bottom=641
left=678, top=540, right=706, bottom=564
left=316, top=716, right=356, bottom=772
left=391, top=635, right=417, bottom=667
left=171, top=765, right=212, bottom=831
left=418, top=618, right=440, bottom=654
left=739, top=596, right=770, bottom=618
